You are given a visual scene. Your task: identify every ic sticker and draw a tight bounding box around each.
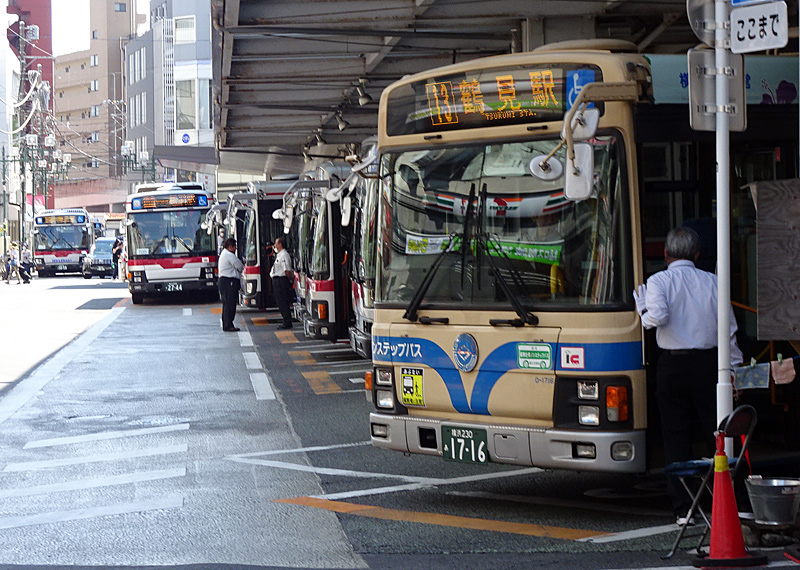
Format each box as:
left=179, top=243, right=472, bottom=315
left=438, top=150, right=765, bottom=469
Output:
left=560, top=347, right=585, bottom=369
left=400, top=367, right=425, bottom=407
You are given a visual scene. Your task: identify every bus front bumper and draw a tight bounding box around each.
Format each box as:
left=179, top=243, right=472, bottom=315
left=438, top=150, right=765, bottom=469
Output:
left=129, top=278, right=218, bottom=295
left=349, top=325, right=372, bottom=359
left=369, top=413, right=646, bottom=474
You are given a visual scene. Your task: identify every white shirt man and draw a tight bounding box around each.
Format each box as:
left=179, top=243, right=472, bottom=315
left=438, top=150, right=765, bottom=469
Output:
left=218, top=238, right=243, bottom=331
left=270, top=238, right=294, bottom=329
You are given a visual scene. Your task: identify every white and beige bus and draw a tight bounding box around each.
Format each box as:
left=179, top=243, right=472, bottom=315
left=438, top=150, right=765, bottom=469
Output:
left=367, top=40, right=654, bottom=473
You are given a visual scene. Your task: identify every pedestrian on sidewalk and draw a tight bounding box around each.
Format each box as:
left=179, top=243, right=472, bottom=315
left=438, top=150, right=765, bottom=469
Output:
left=6, top=241, right=21, bottom=284
left=218, top=237, right=243, bottom=332
left=20, top=243, right=32, bottom=283
left=112, top=237, right=123, bottom=280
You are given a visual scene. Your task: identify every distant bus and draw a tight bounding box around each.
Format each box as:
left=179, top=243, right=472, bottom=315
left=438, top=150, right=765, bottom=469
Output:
left=125, top=182, right=218, bottom=304
left=33, top=208, right=94, bottom=276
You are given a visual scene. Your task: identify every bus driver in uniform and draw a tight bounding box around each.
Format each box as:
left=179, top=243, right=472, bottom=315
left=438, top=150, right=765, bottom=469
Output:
left=270, top=237, right=294, bottom=330
left=218, top=238, right=244, bottom=332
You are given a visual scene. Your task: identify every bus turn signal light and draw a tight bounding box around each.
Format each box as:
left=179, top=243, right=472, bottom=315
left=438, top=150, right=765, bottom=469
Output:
left=364, top=371, right=373, bottom=390
left=606, top=386, right=628, bottom=422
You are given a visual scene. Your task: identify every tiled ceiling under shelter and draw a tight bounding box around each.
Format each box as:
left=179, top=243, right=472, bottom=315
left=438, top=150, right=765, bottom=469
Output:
left=209, top=0, right=763, bottom=174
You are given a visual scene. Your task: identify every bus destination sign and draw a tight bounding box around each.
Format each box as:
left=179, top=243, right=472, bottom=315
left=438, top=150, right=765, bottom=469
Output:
left=385, top=64, right=602, bottom=136
left=131, top=193, right=209, bottom=210
left=36, top=215, right=86, bottom=225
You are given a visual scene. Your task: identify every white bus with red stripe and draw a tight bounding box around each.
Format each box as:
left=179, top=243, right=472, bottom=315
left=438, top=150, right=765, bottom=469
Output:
left=125, top=183, right=218, bottom=304
left=227, top=180, right=292, bottom=309
left=33, top=208, right=94, bottom=276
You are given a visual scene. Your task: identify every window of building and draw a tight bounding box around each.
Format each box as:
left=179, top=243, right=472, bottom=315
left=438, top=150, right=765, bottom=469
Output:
left=199, top=79, right=211, bottom=130
left=89, top=105, right=99, bottom=117
left=58, top=92, right=63, bottom=98
left=174, top=16, right=195, bottom=44
left=64, top=66, right=69, bottom=73
left=90, top=55, right=98, bottom=67
left=176, top=80, right=196, bottom=130
left=138, top=48, right=146, bottom=80
left=92, top=30, right=98, bottom=40
left=128, top=53, right=135, bottom=85
left=114, top=3, right=126, bottom=12
left=91, top=132, right=99, bottom=142
left=89, top=80, right=98, bottom=92
left=141, top=94, right=147, bottom=125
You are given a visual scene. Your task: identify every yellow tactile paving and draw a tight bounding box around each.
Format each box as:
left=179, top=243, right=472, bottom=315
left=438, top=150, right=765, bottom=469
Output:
left=251, top=317, right=271, bottom=326
left=288, top=350, right=315, bottom=366
left=275, top=330, right=299, bottom=344
left=275, top=496, right=609, bottom=540
left=210, top=307, right=222, bottom=314
left=301, top=371, right=342, bottom=394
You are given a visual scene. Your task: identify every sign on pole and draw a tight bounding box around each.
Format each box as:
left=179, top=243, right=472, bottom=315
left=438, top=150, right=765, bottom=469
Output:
left=688, top=48, right=746, bottom=132
left=731, top=0, right=776, bottom=5
left=730, top=1, right=789, bottom=54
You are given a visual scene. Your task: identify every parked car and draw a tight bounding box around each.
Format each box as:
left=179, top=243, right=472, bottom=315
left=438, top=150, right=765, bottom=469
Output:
left=82, top=237, right=116, bottom=279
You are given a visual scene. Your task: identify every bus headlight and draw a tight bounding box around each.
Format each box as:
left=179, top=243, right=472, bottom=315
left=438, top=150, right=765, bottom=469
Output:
left=577, top=380, right=599, bottom=400
left=611, top=441, right=634, bottom=461
left=246, top=281, right=255, bottom=294
left=578, top=405, right=600, bottom=426
left=375, top=368, right=393, bottom=386
left=376, top=390, right=395, bottom=409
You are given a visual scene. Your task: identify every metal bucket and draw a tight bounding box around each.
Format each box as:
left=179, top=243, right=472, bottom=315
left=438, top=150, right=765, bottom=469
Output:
left=746, top=476, right=800, bottom=525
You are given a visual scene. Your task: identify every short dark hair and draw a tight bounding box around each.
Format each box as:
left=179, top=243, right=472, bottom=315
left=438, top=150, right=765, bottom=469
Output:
left=223, top=238, right=236, bottom=249
left=274, top=237, right=284, bottom=248
left=665, top=226, right=700, bottom=261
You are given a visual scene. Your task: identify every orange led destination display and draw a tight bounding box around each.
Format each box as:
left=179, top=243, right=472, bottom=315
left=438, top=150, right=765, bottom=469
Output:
left=38, top=215, right=85, bottom=224
left=130, top=193, right=209, bottom=210
left=386, top=65, right=602, bottom=136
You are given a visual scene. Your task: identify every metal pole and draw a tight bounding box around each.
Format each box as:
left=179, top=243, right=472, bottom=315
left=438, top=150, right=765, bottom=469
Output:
left=2, top=147, right=7, bottom=257
left=715, top=0, right=734, bottom=455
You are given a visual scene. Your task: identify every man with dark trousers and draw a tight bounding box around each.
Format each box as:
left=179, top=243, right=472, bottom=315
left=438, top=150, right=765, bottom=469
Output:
left=218, top=238, right=243, bottom=332
left=270, top=237, right=294, bottom=329
left=633, top=226, right=742, bottom=525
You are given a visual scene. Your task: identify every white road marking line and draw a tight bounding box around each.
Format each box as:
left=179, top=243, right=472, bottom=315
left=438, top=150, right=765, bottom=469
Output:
left=249, top=372, right=276, bottom=401
left=24, top=423, right=190, bottom=449
left=307, top=346, right=356, bottom=355
left=0, top=307, right=126, bottom=426
left=313, top=468, right=545, bottom=501
left=238, top=331, right=253, bottom=347
left=348, top=377, right=365, bottom=384
left=0, top=468, right=186, bottom=499
left=452, top=490, right=669, bottom=518
left=0, top=496, right=184, bottom=530
left=4, top=444, right=188, bottom=472
left=226, top=456, right=437, bottom=483
left=229, top=441, right=370, bottom=458
left=319, top=360, right=374, bottom=369
left=242, top=352, right=262, bottom=370
left=182, top=308, right=192, bottom=316
left=576, top=523, right=679, bottom=543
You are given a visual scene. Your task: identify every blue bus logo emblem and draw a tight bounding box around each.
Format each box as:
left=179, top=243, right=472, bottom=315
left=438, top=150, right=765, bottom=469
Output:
left=453, top=333, right=478, bottom=372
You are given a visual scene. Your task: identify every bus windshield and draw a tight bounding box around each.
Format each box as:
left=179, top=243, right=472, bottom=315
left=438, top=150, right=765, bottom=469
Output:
left=128, top=210, right=214, bottom=257
left=310, top=195, right=329, bottom=279
left=243, top=209, right=257, bottom=265
left=378, top=134, right=632, bottom=310
left=36, top=226, right=91, bottom=251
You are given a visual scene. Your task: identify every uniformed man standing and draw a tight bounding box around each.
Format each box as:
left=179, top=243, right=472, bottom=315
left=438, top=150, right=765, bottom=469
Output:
left=218, top=238, right=244, bottom=332
left=270, top=237, right=294, bottom=330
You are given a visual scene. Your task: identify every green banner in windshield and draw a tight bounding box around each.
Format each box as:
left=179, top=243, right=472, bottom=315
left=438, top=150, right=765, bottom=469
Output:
left=491, top=241, right=562, bottom=266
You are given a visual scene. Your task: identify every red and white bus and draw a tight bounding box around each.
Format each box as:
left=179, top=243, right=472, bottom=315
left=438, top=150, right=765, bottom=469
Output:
left=125, top=182, right=218, bottom=304
left=33, top=208, right=94, bottom=276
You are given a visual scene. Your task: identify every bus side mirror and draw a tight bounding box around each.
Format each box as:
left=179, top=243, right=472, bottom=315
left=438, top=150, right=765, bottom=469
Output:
left=562, top=107, right=599, bottom=142
left=564, top=143, right=594, bottom=201
left=341, top=196, right=352, bottom=227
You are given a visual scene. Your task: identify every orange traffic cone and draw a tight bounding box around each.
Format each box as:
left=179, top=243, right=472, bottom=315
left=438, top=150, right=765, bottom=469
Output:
left=693, top=433, right=767, bottom=568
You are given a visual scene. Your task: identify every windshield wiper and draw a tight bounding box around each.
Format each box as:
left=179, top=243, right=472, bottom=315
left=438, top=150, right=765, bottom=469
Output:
left=460, top=183, right=476, bottom=289
left=479, top=233, right=539, bottom=326
left=402, top=232, right=456, bottom=322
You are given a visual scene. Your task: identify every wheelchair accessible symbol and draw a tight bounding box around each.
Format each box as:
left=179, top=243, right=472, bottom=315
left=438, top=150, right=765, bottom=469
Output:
left=567, top=69, right=596, bottom=110
left=453, top=333, right=478, bottom=372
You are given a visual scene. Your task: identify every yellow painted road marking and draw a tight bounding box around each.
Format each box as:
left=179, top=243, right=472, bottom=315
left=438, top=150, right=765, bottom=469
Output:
left=275, top=496, right=609, bottom=540
left=275, top=330, right=298, bottom=344
left=288, top=350, right=315, bottom=366
left=210, top=307, right=222, bottom=315
left=301, top=371, right=342, bottom=394
left=251, top=317, right=270, bottom=326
